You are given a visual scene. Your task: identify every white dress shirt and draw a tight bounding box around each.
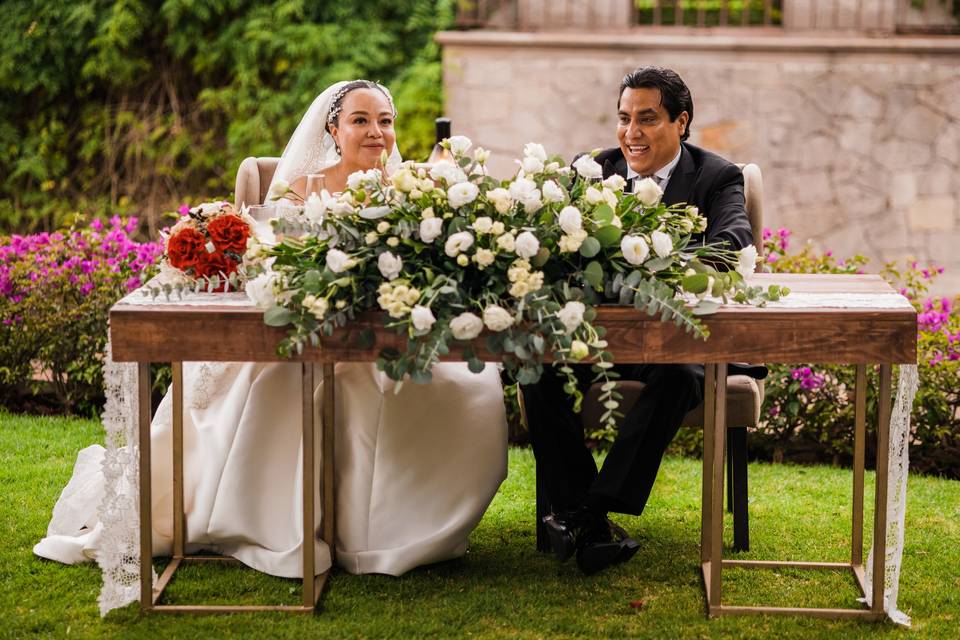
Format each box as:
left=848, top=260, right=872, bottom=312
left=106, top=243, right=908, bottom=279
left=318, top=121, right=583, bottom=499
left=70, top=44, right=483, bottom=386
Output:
left=626, top=147, right=682, bottom=193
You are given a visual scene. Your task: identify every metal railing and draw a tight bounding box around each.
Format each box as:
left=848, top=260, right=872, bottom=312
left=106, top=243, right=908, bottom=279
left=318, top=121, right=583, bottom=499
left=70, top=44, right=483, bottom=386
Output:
left=454, top=0, right=960, bottom=33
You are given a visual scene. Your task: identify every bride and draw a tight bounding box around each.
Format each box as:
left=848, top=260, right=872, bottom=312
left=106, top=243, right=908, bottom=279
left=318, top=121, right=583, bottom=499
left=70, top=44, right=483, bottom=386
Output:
left=35, top=80, right=508, bottom=580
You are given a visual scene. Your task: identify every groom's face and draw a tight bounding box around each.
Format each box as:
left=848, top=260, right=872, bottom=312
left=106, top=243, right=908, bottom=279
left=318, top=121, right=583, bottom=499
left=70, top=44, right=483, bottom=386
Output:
left=617, top=87, right=688, bottom=177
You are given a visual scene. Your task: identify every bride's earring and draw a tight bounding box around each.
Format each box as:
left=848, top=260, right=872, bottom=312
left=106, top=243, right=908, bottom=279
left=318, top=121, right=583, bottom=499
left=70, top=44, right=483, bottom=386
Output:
left=333, top=138, right=342, bottom=155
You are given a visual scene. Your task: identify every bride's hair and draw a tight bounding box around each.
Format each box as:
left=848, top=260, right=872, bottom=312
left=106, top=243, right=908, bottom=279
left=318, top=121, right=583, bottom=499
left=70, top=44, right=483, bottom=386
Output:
left=326, top=80, right=396, bottom=128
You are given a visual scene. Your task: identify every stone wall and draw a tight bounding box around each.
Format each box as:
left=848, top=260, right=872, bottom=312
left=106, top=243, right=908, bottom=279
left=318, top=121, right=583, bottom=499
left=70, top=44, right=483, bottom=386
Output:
left=437, top=31, right=960, bottom=295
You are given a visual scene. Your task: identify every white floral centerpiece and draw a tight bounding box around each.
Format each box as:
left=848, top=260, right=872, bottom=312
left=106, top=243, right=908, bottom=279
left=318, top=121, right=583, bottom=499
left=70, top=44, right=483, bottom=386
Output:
left=248, top=137, right=785, bottom=431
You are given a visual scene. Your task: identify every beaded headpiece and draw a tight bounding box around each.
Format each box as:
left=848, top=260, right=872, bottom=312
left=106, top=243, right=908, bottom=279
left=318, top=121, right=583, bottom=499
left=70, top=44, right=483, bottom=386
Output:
left=326, top=80, right=396, bottom=126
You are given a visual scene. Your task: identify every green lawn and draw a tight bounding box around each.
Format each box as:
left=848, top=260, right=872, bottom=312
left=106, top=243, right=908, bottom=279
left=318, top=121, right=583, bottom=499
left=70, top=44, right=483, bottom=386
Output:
left=2, top=410, right=958, bottom=639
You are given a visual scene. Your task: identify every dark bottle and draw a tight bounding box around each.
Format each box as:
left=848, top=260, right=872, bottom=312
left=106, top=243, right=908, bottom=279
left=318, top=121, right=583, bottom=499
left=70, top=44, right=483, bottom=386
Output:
left=427, top=117, right=453, bottom=163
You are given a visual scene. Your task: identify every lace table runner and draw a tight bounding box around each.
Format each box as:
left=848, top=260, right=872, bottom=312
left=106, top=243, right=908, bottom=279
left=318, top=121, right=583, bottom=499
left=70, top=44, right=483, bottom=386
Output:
left=99, top=288, right=918, bottom=624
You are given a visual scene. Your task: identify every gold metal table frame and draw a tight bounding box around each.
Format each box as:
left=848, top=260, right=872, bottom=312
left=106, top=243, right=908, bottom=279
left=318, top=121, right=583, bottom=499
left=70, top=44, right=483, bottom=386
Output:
left=700, top=363, right=892, bottom=620
left=136, top=362, right=336, bottom=613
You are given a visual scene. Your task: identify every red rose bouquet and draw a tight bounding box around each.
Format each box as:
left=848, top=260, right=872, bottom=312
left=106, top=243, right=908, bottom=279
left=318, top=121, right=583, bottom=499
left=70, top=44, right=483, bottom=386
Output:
left=162, top=202, right=255, bottom=291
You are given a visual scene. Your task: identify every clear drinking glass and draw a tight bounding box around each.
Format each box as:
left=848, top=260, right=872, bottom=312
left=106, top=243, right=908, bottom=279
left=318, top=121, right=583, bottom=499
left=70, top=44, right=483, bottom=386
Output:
left=305, top=173, right=326, bottom=198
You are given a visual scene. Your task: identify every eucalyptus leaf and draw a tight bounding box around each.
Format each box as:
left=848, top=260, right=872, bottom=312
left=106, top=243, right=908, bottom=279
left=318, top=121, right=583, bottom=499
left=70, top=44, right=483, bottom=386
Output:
left=579, top=237, right=601, bottom=258
left=359, top=206, right=391, bottom=219
left=584, top=261, right=604, bottom=288
left=594, top=225, right=622, bottom=248
left=644, top=256, right=674, bottom=272
left=691, top=300, right=721, bottom=316
left=264, top=306, right=294, bottom=327
left=593, top=204, right=614, bottom=224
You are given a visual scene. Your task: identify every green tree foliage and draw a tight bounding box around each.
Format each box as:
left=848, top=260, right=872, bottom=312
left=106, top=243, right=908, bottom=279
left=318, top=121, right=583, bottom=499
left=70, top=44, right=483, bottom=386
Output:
left=0, top=0, right=454, bottom=233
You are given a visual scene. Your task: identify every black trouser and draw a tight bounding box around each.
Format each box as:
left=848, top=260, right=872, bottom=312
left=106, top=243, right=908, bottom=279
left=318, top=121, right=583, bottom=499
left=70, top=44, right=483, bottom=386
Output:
left=522, top=363, right=704, bottom=516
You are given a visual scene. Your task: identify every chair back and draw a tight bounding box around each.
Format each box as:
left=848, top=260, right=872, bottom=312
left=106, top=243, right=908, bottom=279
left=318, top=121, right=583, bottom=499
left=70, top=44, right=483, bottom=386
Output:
left=738, top=163, right=764, bottom=257
left=234, top=157, right=280, bottom=209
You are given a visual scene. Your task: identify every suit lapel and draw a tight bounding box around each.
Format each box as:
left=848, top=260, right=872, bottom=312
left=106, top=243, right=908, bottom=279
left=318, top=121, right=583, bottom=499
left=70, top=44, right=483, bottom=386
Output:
left=662, top=145, right=696, bottom=207
left=602, top=151, right=628, bottom=181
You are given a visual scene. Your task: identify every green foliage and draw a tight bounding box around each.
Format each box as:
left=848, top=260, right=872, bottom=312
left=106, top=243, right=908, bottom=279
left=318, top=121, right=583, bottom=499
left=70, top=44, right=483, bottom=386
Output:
left=0, top=1, right=454, bottom=234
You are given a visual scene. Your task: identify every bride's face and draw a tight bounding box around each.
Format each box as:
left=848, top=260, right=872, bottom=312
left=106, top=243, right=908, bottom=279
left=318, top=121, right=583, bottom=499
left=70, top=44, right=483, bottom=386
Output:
left=329, top=89, right=396, bottom=169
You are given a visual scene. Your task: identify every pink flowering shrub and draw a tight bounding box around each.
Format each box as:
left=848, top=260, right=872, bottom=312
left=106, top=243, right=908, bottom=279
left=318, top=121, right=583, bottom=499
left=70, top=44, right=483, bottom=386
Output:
left=0, top=217, right=162, bottom=413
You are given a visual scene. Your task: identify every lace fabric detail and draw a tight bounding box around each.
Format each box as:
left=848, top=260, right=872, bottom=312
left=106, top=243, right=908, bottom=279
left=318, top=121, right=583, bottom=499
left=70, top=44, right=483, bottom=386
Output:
left=863, top=363, right=919, bottom=627
left=96, top=336, right=156, bottom=616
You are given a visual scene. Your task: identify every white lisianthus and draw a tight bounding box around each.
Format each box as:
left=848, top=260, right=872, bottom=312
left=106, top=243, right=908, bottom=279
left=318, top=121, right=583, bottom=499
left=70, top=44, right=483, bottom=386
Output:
left=602, top=187, right=618, bottom=209
left=419, top=217, right=443, bottom=244
left=572, top=154, right=603, bottom=179
left=541, top=180, right=565, bottom=204
left=490, top=221, right=505, bottom=236
left=585, top=186, right=604, bottom=205
left=377, top=251, right=403, bottom=280
left=301, top=294, right=329, bottom=321
left=523, top=142, right=547, bottom=162
left=521, top=155, right=545, bottom=175
left=421, top=207, right=435, bottom=219
left=410, top=305, right=436, bottom=332
left=329, top=198, right=355, bottom=217
left=496, top=232, right=516, bottom=252
left=635, top=177, right=664, bottom=207
left=558, top=206, right=583, bottom=234
left=245, top=270, right=278, bottom=308
left=457, top=254, right=469, bottom=267
left=429, top=160, right=467, bottom=185
left=651, top=230, right=673, bottom=258
left=514, top=231, right=540, bottom=259
left=444, top=231, right=475, bottom=257
left=390, top=169, right=418, bottom=193
left=486, top=187, right=514, bottom=215
left=447, top=135, right=472, bottom=155
left=621, top=235, right=650, bottom=265
left=347, top=168, right=381, bottom=191
left=266, top=178, right=290, bottom=202
left=603, top=174, right=627, bottom=191
left=304, top=193, right=325, bottom=223
left=376, top=221, right=390, bottom=234
left=558, top=230, right=588, bottom=253
left=472, top=216, right=493, bottom=234
left=447, top=182, right=480, bottom=209
left=418, top=178, right=435, bottom=192
left=473, top=147, right=490, bottom=164
left=509, top=177, right=540, bottom=210
left=482, top=305, right=514, bottom=332
left=569, top=339, right=589, bottom=361
left=325, top=249, right=352, bottom=273
left=474, top=248, right=495, bottom=268
left=610, top=215, right=622, bottom=229
left=386, top=237, right=399, bottom=248
left=522, top=194, right=542, bottom=214
left=737, top=244, right=758, bottom=277
left=557, top=300, right=586, bottom=335
left=365, top=231, right=379, bottom=245
left=450, top=312, right=484, bottom=340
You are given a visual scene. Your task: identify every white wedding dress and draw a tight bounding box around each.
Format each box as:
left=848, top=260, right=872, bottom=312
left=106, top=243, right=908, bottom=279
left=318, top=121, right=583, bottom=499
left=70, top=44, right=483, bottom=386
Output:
left=34, top=81, right=509, bottom=582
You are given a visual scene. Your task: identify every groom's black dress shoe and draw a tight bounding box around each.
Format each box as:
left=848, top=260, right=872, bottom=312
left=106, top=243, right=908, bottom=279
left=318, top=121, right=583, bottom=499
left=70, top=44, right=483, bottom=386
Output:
left=543, top=511, right=640, bottom=574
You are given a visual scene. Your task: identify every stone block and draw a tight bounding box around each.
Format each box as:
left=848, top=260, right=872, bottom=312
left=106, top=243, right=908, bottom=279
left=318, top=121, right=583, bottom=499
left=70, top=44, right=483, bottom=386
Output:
left=908, top=196, right=956, bottom=232
left=919, top=162, right=957, bottom=197
left=898, top=104, right=949, bottom=145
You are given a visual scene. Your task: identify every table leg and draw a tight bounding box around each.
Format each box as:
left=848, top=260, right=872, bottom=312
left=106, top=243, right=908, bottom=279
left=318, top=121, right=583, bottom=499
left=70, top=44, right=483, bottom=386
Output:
left=701, top=365, right=717, bottom=566
left=709, top=363, right=728, bottom=613
left=870, top=364, right=893, bottom=614
left=322, top=363, right=336, bottom=560
left=302, top=363, right=316, bottom=608
left=138, top=362, right=153, bottom=611
left=172, top=363, right=185, bottom=560
left=851, top=364, right=866, bottom=569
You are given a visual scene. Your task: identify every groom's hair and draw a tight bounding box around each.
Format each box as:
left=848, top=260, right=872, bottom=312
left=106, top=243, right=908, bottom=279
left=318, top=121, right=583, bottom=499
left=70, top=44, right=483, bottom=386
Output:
left=618, top=67, right=693, bottom=142
left=326, top=80, right=395, bottom=128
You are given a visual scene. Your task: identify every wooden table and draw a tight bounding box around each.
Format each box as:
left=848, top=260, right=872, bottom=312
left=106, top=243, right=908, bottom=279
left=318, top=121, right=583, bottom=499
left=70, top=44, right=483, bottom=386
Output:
left=110, top=273, right=917, bottom=617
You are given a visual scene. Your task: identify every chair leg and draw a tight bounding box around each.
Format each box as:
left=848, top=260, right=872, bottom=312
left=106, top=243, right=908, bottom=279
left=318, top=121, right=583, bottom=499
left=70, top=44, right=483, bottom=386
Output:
left=535, top=457, right=552, bottom=553
left=726, top=435, right=734, bottom=514
left=728, top=426, right=750, bottom=552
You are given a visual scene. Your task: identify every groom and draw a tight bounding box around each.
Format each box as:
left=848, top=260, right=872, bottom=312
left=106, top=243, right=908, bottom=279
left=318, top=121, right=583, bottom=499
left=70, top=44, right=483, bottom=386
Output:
left=522, top=66, right=758, bottom=575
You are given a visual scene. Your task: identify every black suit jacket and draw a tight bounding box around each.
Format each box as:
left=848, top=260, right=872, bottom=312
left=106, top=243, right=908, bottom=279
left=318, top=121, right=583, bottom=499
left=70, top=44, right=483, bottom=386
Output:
left=594, top=142, right=753, bottom=251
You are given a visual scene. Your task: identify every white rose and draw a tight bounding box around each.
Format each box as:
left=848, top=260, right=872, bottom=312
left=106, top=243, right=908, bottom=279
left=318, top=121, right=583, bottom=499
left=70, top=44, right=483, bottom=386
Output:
left=267, top=179, right=290, bottom=202
left=304, top=193, right=325, bottom=223
left=325, top=248, right=351, bottom=273
left=472, top=216, right=493, bottom=234
left=514, top=231, right=540, bottom=259
left=557, top=300, right=586, bottom=335
left=474, top=248, right=495, bottom=268
left=541, top=180, right=565, bottom=204
left=572, top=154, right=603, bottom=179
left=558, top=230, right=587, bottom=253
left=447, top=135, right=472, bottom=155
left=521, top=155, right=544, bottom=175
left=603, top=174, right=627, bottom=191
left=558, top=206, right=583, bottom=234
left=621, top=235, right=649, bottom=266
left=390, top=169, right=418, bottom=193
left=569, top=339, right=589, bottom=361
left=482, top=305, right=514, bottom=332
left=365, top=231, right=379, bottom=245
left=523, top=142, right=547, bottom=162
left=444, top=231, right=474, bottom=257
left=419, top=217, right=443, bottom=244
left=585, top=186, right=604, bottom=205
left=496, top=233, right=516, bottom=252
left=411, top=305, right=436, bottom=332
left=377, top=251, right=403, bottom=280
left=651, top=230, right=673, bottom=258
left=429, top=160, right=467, bottom=185
left=737, top=244, right=758, bottom=278
left=386, top=237, right=399, bottom=247
left=490, top=221, right=505, bottom=236
left=486, top=187, right=514, bottom=215
left=450, top=312, right=484, bottom=340
left=245, top=270, right=278, bottom=308
left=635, top=177, right=664, bottom=207
left=447, top=181, right=480, bottom=209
